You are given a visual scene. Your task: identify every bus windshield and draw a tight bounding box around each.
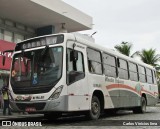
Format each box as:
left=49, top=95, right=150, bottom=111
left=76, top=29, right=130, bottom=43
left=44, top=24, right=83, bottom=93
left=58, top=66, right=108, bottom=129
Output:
left=11, top=46, right=63, bottom=94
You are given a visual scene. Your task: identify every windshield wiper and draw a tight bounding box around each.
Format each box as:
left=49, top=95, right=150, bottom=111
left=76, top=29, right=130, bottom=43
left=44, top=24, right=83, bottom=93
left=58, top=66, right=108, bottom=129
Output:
left=41, top=45, right=49, bottom=56
left=37, top=45, right=49, bottom=63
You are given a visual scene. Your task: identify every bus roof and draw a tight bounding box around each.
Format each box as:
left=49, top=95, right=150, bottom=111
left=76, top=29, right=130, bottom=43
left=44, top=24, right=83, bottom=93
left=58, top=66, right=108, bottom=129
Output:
left=17, top=33, right=155, bottom=70
left=66, top=33, right=155, bottom=70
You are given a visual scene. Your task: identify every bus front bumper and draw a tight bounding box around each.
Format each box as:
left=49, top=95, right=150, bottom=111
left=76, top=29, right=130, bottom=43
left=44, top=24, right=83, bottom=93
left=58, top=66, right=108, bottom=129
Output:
left=10, top=95, right=68, bottom=112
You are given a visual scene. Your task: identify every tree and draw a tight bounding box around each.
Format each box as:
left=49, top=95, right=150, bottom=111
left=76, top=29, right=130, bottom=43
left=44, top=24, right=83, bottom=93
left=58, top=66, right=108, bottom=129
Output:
left=114, top=42, right=133, bottom=57
left=135, top=48, right=160, bottom=67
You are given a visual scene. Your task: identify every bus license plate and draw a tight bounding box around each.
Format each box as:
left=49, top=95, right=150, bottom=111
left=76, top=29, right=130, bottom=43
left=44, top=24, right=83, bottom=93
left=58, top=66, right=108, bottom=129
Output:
left=25, top=107, right=36, bottom=112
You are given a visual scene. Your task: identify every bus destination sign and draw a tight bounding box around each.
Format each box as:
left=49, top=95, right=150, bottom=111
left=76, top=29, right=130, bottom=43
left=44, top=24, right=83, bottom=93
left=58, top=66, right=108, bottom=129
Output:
left=15, top=34, right=64, bottom=51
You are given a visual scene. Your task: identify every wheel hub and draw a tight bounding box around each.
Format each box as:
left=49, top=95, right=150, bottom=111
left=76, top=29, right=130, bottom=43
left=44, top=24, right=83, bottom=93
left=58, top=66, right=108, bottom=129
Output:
left=92, top=102, right=99, bottom=114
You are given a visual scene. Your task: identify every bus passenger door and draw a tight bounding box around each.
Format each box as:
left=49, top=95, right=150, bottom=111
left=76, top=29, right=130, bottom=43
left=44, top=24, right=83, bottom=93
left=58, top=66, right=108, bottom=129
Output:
left=66, top=41, right=89, bottom=111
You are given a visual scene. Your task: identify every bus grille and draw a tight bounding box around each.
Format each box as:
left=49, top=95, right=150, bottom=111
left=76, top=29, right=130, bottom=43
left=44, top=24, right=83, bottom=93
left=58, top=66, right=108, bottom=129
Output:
left=16, top=102, right=46, bottom=110
left=12, top=86, right=52, bottom=94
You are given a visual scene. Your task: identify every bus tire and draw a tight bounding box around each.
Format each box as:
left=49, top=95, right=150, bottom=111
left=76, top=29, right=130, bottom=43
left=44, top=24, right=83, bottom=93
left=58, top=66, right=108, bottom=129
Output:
left=133, top=96, right=147, bottom=114
left=86, top=96, right=101, bottom=120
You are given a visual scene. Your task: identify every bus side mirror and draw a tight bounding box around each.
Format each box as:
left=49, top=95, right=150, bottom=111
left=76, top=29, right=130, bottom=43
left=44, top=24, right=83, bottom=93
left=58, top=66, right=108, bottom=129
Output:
left=70, top=50, right=78, bottom=62
left=2, top=55, right=6, bottom=66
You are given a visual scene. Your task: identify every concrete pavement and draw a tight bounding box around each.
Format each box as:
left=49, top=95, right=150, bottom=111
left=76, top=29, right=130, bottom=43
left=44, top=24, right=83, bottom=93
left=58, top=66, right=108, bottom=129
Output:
left=0, top=103, right=160, bottom=120
left=0, top=109, right=43, bottom=120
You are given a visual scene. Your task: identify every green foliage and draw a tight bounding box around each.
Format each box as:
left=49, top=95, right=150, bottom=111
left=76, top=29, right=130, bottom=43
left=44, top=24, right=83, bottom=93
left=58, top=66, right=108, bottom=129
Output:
left=114, top=42, right=133, bottom=57
left=135, top=48, right=160, bottom=67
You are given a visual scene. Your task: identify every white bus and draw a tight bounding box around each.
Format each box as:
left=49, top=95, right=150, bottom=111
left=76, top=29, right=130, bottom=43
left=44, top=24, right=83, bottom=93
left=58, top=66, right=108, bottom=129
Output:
left=4, top=33, right=158, bottom=120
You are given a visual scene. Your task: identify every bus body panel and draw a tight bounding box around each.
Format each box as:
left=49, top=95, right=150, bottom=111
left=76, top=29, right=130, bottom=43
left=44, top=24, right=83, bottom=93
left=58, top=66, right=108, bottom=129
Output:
left=7, top=33, right=158, bottom=115
left=66, top=41, right=90, bottom=111
left=118, top=79, right=141, bottom=108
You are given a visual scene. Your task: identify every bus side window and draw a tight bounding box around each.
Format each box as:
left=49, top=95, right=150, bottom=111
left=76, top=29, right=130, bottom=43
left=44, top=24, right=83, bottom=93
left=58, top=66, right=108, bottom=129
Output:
left=88, top=60, right=95, bottom=73
left=153, top=70, right=157, bottom=84
left=117, top=58, right=129, bottom=80
left=103, top=53, right=117, bottom=77
left=67, top=49, right=85, bottom=84
left=87, top=48, right=102, bottom=75
left=128, top=62, right=138, bottom=81
left=146, top=68, right=153, bottom=84
left=138, top=65, right=146, bottom=83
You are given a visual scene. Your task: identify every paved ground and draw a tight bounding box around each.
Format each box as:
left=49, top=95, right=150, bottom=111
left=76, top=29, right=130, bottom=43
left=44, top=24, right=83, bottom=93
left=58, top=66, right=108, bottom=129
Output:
left=0, top=104, right=160, bottom=129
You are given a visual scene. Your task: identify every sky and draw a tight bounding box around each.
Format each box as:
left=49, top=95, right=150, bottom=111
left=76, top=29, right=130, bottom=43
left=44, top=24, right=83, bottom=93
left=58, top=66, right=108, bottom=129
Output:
left=63, top=0, right=160, bottom=55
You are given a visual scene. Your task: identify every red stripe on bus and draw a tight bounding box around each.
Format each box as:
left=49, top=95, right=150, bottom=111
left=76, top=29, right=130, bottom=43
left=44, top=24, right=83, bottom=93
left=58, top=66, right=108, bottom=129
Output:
left=106, top=84, right=156, bottom=97
left=154, top=92, right=159, bottom=95
left=107, top=84, right=138, bottom=94
left=142, top=89, right=156, bottom=97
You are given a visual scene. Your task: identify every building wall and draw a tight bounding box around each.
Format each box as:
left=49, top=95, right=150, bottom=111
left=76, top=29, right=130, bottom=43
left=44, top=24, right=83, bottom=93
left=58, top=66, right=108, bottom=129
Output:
left=0, top=18, right=36, bottom=43
left=0, top=18, right=32, bottom=91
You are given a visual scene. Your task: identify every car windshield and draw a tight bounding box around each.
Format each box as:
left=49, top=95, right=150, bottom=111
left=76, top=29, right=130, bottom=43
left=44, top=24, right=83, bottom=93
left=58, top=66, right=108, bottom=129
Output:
left=11, top=46, right=63, bottom=94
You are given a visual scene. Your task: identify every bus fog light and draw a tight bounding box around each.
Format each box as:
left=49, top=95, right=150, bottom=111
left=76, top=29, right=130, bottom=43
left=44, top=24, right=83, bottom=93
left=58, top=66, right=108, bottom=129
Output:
left=49, top=86, right=63, bottom=100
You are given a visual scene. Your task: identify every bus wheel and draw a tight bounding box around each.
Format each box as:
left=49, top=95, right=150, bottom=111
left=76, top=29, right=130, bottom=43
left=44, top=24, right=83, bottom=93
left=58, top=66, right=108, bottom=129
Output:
left=87, top=96, right=101, bottom=120
left=133, top=96, right=146, bottom=114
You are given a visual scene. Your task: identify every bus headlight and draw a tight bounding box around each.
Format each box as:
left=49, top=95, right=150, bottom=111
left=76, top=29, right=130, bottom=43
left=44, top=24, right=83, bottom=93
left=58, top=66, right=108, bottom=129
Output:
left=49, top=85, right=63, bottom=100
